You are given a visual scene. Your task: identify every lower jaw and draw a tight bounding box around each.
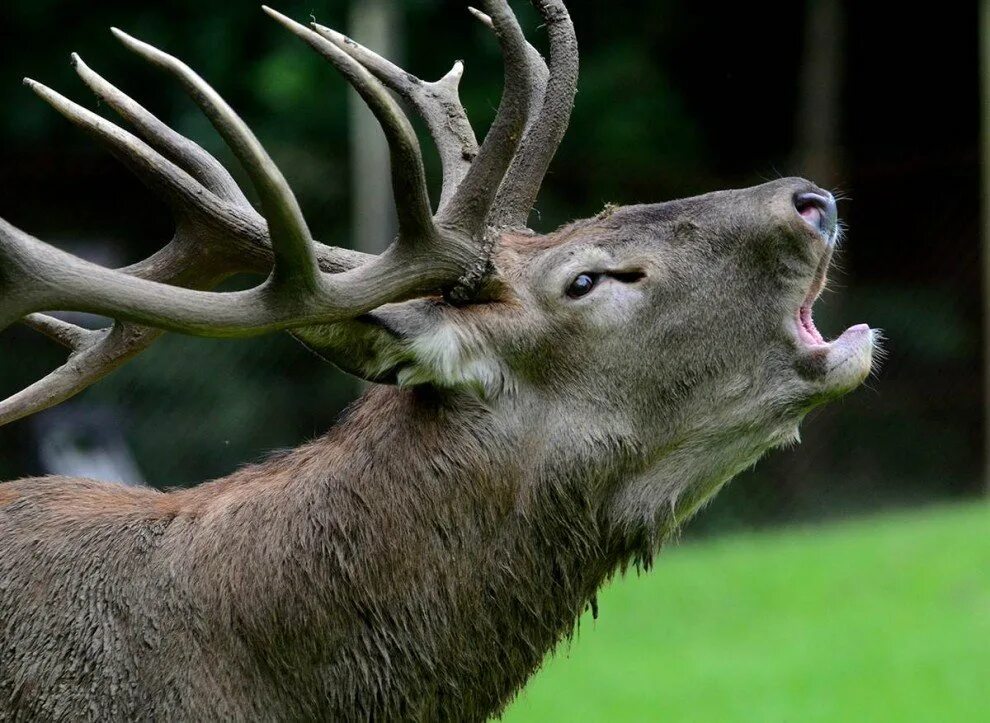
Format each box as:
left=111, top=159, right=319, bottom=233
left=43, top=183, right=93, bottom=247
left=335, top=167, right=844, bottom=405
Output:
left=814, top=324, right=875, bottom=392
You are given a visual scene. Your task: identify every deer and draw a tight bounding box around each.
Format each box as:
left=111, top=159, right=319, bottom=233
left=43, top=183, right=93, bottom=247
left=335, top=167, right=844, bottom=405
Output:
left=0, top=1, right=877, bottom=720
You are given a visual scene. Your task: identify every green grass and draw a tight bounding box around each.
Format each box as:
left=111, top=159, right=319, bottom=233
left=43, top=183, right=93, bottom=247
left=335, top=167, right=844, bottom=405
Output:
left=504, top=502, right=990, bottom=723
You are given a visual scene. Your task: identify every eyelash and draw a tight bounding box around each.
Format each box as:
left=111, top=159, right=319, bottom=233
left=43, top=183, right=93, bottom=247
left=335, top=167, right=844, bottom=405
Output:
left=608, top=270, right=646, bottom=284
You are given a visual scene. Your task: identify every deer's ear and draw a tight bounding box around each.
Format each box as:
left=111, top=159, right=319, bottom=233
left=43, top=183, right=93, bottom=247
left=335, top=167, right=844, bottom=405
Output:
left=292, top=299, right=508, bottom=394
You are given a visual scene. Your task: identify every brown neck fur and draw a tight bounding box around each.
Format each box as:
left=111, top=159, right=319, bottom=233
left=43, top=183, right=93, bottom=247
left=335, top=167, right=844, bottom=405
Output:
left=1, top=385, right=640, bottom=720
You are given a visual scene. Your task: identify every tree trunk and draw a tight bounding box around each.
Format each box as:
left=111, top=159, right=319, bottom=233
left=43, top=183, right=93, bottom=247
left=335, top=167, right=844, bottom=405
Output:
left=348, top=0, right=401, bottom=255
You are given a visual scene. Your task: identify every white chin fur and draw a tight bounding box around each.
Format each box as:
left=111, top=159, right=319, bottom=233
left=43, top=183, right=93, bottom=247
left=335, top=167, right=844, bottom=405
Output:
left=822, top=324, right=875, bottom=393
left=399, top=323, right=514, bottom=398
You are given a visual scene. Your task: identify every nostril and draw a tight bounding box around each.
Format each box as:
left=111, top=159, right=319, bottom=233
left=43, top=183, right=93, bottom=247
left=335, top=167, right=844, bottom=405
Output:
left=794, top=191, right=837, bottom=235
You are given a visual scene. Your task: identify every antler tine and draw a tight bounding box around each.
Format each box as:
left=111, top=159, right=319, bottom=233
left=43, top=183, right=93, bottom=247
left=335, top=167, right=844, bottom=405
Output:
left=23, top=78, right=235, bottom=224
left=64, top=52, right=374, bottom=276
left=23, top=73, right=285, bottom=278
left=490, top=0, right=578, bottom=230
left=467, top=6, right=550, bottom=128
left=309, top=23, right=478, bottom=213
left=110, top=26, right=320, bottom=290
left=436, top=0, right=534, bottom=238
left=20, top=313, right=99, bottom=351
left=71, top=53, right=248, bottom=206
left=0, top=323, right=144, bottom=427
left=262, top=7, right=435, bottom=243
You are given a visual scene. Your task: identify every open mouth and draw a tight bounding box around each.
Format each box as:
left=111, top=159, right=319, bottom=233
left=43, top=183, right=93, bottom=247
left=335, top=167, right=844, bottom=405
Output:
left=786, top=185, right=875, bottom=392
left=791, top=246, right=874, bottom=387
left=795, top=254, right=830, bottom=347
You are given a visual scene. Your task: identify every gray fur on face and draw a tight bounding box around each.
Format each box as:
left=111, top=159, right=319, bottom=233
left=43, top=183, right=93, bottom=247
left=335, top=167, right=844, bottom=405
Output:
left=0, top=178, right=875, bottom=720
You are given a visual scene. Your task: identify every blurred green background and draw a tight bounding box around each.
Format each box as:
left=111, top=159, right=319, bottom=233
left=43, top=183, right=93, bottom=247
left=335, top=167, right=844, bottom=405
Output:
left=0, top=1, right=986, bottom=720
left=506, top=503, right=989, bottom=722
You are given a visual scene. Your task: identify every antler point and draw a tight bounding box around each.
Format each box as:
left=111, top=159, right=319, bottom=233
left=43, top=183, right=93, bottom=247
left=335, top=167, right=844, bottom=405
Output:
left=467, top=7, right=494, bottom=29
left=109, top=27, right=133, bottom=45
left=110, top=27, right=143, bottom=50
left=441, top=61, right=465, bottom=85
left=261, top=6, right=290, bottom=24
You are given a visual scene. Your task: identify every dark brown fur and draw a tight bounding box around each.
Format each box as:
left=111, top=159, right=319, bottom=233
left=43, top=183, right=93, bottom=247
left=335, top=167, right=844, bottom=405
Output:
left=1, top=388, right=626, bottom=720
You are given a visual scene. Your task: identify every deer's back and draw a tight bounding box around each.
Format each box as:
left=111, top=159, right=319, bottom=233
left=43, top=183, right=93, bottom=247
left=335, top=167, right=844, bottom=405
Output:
left=0, top=476, right=264, bottom=719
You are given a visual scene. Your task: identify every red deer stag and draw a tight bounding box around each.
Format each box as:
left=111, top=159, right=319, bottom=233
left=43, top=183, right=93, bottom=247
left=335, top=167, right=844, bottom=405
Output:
left=0, top=1, right=876, bottom=719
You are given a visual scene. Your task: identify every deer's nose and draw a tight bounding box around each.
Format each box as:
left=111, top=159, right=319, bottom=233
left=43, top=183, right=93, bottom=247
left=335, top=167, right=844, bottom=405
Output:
left=794, top=191, right=837, bottom=238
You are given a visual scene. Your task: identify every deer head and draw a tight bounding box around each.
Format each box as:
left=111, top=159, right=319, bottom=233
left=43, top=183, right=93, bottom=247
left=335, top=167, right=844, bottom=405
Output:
left=0, top=1, right=874, bottom=535
left=295, top=179, right=874, bottom=536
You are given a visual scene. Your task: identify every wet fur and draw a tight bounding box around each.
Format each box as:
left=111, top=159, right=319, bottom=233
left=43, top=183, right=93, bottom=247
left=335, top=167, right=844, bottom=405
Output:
left=1, top=387, right=644, bottom=720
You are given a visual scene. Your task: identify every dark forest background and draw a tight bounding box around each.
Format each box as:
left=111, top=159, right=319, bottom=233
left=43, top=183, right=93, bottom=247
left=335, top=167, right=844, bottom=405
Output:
left=0, top=0, right=981, bottom=533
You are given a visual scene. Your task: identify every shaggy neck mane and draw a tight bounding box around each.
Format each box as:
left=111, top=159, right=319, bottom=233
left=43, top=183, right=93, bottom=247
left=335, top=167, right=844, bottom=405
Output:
left=160, top=385, right=636, bottom=719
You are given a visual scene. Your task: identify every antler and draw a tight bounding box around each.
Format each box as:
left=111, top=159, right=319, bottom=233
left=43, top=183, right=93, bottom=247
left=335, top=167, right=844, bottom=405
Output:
left=0, top=1, right=578, bottom=425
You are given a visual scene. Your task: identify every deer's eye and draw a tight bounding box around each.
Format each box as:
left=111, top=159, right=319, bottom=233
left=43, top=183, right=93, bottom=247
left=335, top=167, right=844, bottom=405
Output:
left=566, top=273, right=598, bottom=298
